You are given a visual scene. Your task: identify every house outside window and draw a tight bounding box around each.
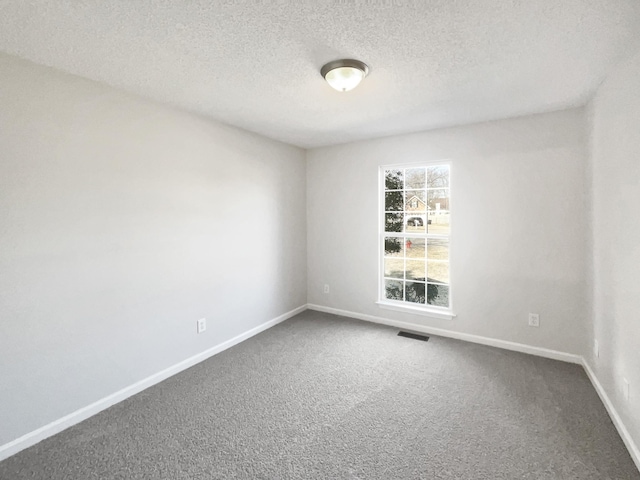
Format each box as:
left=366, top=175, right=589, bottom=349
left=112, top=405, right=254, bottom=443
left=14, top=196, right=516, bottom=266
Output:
left=380, top=163, right=451, bottom=312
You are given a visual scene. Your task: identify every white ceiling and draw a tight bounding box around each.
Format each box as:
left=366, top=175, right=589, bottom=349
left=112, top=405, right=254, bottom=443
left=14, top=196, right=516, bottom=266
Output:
left=0, top=1, right=639, bottom=148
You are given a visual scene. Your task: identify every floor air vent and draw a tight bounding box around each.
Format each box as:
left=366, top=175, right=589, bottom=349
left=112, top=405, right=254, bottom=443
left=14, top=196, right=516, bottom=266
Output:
left=397, top=331, right=429, bottom=341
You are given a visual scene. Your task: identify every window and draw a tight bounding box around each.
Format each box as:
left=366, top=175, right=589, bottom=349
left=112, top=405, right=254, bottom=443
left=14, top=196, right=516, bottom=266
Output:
left=380, top=164, right=451, bottom=313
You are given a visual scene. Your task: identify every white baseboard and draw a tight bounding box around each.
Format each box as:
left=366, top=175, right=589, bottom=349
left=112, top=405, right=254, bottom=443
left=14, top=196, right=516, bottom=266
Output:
left=581, top=360, right=640, bottom=472
left=0, top=304, right=306, bottom=462
left=3, top=303, right=638, bottom=475
left=307, top=304, right=582, bottom=364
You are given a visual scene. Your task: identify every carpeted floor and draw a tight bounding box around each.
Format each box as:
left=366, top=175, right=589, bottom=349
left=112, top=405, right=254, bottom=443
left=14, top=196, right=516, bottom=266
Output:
left=1, top=310, right=638, bottom=479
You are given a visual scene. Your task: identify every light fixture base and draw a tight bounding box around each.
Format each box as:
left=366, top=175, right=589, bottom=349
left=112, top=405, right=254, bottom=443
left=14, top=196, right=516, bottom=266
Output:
left=320, top=59, right=369, bottom=79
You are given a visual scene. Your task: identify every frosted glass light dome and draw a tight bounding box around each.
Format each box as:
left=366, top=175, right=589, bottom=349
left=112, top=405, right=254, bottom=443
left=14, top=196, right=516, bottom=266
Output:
left=321, top=59, right=369, bottom=92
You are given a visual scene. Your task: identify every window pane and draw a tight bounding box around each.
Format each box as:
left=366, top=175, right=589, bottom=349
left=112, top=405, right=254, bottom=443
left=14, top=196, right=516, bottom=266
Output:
left=427, top=239, right=449, bottom=260
left=405, top=237, right=425, bottom=258
left=405, top=167, right=426, bottom=189
left=405, top=191, right=426, bottom=212
left=427, top=165, right=449, bottom=188
left=385, top=279, right=403, bottom=300
left=385, top=191, right=403, bottom=211
left=384, top=258, right=404, bottom=279
left=427, top=284, right=449, bottom=307
left=406, top=260, right=425, bottom=280
left=385, top=213, right=403, bottom=232
left=385, top=169, right=403, bottom=190
left=427, top=189, right=450, bottom=235
left=427, top=261, right=449, bottom=284
left=384, top=237, right=404, bottom=257
left=406, top=281, right=426, bottom=304
left=427, top=216, right=450, bottom=235
left=404, top=214, right=426, bottom=233
left=427, top=189, right=450, bottom=211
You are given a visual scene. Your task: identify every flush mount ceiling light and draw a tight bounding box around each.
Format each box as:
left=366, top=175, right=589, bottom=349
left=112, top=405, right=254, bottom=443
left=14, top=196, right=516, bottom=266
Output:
left=321, top=59, right=369, bottom=92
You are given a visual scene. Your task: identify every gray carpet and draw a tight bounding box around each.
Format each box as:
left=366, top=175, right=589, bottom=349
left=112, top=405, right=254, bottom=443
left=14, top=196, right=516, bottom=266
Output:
left=1, top=310, right=638, bottom=479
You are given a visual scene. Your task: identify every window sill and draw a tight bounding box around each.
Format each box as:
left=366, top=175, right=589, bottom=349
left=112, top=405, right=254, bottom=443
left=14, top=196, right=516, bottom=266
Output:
left=376, top=301, right=456, bottom=320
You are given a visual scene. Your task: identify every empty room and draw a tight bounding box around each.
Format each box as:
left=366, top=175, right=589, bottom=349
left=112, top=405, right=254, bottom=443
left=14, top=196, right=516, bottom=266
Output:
left=1, top=1, right=639, bottom=478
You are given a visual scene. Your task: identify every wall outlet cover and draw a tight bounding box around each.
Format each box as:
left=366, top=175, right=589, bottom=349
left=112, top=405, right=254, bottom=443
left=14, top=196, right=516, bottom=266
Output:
left=197, top=318, right=207, bottom=334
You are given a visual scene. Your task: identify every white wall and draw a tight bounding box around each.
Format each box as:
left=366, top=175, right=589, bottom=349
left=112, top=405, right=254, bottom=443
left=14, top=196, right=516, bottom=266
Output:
left=307, top=108, right=588, bottom=355
left=587, top=50, right=640, bottom=450
left=0, top=53, right=307, bottom=446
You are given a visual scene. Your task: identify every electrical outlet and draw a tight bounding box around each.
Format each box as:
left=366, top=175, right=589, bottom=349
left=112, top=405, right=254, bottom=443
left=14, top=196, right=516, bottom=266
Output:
left=528, top=313, right=540, bottom=327
left=197, top=318, right=207, bottom=334
left=594, top=340, right=599, bottom=358
left=623, top=378, right=630, bottom=401
left=324, top=284, right=330, bottom=294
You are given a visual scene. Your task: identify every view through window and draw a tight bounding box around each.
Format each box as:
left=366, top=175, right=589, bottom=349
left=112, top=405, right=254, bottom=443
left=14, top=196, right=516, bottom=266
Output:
left=381, top=164, right=450, bottom=309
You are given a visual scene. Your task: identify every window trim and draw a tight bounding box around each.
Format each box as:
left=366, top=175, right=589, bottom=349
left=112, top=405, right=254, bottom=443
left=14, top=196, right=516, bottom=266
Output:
left=377, top=161, right=454, bottom=319
left=375, top=300, right=456, bottom=320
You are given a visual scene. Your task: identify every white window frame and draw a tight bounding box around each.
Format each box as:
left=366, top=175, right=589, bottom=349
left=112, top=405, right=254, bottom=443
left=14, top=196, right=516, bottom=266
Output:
left=377, top=161, right=455, bottom=320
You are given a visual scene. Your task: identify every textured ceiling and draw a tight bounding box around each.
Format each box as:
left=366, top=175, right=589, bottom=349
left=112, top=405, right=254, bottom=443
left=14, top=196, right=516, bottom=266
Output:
left=0, top=1, right=639, bottom=148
